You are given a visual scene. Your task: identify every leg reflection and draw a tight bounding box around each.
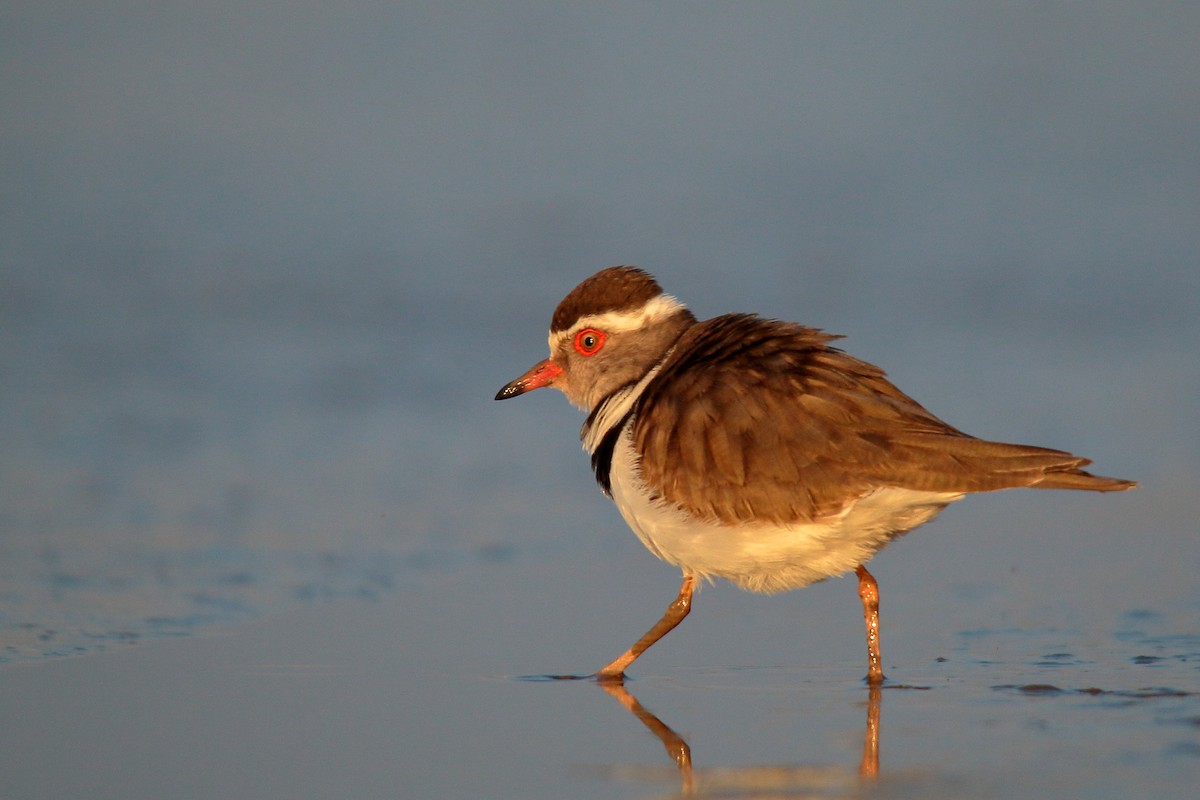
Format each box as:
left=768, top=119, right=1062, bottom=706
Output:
left=859, top=683, right=881, bottom=779
left=598, top=681, right=694, bottom=794
left=594, top=680, right=884, bottom=795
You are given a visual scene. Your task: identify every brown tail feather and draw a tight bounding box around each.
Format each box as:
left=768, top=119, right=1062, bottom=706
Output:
left=1034, top=469, right=1138, bottom=492
left=885, top=433, right=1137, bottom=493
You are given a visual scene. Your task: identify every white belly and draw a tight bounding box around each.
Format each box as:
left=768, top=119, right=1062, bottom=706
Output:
left=607, top=428, right=962, bottom=594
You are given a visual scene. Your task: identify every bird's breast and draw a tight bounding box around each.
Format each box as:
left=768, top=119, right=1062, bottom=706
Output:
left=605, top=425, right=963, bottom=594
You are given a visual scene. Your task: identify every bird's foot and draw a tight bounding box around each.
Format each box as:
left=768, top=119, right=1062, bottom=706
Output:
left=590, top=668, right=628, bottom=685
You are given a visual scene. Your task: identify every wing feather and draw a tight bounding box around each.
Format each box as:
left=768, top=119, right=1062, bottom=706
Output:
left=631, top=314, right=1129, bottom=526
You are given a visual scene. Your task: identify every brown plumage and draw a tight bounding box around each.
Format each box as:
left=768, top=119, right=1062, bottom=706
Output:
left=495, top=265, right=1136, bottom=684
left=550, top=267, right=667, bottom=333
left=633, top=313, right=1133, bottom=526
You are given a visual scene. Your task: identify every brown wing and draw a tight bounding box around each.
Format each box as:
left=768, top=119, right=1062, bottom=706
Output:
left=632, top=314, right=1131, bottom=526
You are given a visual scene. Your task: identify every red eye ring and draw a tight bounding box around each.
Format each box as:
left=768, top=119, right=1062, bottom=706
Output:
left=573, top=328, right=606, bottom=356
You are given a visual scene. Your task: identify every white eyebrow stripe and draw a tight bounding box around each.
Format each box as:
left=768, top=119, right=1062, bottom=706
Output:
left=547, top=294, right=687, bottom=351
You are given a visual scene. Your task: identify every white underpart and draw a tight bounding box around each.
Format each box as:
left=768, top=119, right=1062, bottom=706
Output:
left=600, top=424, right=964, bottom=594
left=548, top=293, right=686, bottom=354
left=568, top=288, right=963, bottom=593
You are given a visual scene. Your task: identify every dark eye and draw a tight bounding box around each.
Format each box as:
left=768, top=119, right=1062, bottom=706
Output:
left=573, top=328, right=607, bottom=356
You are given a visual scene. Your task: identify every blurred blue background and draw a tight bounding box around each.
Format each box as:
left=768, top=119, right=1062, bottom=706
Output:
left=1, top=2, right=1197, bottom=660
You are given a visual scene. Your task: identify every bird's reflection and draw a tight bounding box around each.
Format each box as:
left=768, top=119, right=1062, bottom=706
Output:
left=595, top=680, right=883, bottom=798
left=597, top=681, right=697, bottom=794
left=859, top=683, right=880, bottom=780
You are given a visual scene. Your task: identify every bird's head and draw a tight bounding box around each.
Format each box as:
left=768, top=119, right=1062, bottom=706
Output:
left=495, top=266, right=695, bottom=411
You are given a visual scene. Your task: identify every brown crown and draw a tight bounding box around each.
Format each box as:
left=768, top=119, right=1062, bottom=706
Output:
left=550, top=266, right=664, bottom=333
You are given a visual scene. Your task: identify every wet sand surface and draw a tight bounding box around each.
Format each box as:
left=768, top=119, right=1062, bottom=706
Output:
left=3, top=4, right=1198, bottom=798
left=2, top=481, right=1196, bottom=799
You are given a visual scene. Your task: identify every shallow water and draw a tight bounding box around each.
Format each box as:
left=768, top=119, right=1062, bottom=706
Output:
left=3, top=3, right=1199, bottom=798
left=2, top=548, right=1197, bottom=799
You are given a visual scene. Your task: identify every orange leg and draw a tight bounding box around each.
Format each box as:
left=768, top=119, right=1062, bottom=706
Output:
left=593, top=574, right=696, bottom=683
left=855, top=565, right=885, bottom=685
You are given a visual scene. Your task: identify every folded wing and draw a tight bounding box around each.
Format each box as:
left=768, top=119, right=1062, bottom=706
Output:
left=633, top=314, right=1134, bottom=526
